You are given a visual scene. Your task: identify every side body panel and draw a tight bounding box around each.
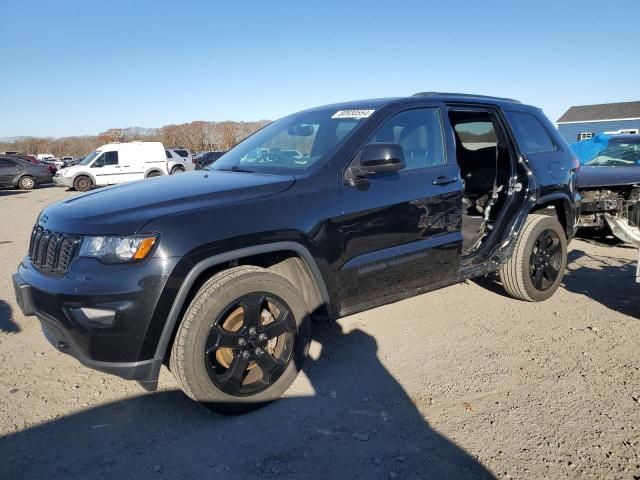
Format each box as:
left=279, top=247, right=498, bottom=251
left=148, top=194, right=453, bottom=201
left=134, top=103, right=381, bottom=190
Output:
left=336, top=166, right=462, bottom=313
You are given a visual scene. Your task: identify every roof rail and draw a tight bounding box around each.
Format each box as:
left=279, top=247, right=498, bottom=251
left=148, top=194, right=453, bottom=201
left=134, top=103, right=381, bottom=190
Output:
left=412, top=92, right=521, bottom=104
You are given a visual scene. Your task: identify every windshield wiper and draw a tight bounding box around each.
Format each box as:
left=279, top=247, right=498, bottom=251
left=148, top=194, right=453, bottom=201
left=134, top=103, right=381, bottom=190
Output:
left=216, top=166, right=256, bottom=173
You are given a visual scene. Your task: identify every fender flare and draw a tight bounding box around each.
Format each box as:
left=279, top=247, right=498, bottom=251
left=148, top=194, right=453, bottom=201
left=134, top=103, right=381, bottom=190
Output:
left=145, top=241, right=331, bottom=386
left=534, top=192, right=577, bottom=237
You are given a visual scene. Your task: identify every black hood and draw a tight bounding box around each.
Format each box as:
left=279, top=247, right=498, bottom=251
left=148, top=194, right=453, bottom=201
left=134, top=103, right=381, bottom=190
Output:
left=577, top=166, right=640, bottom=189
left=39, top=171, right=295, bottom=234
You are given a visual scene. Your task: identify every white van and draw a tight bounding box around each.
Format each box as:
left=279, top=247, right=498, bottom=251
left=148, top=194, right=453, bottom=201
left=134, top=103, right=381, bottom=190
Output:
left=53, top=142, right=168, bottom=192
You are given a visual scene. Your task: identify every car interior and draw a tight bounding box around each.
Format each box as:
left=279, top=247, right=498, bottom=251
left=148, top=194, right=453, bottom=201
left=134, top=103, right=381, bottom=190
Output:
left=448, top=109, right=514, bottom=255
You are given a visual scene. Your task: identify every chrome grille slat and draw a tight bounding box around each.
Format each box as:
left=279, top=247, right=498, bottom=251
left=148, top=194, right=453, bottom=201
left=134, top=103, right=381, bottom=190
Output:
left=27, top=225, right=79, bottom=274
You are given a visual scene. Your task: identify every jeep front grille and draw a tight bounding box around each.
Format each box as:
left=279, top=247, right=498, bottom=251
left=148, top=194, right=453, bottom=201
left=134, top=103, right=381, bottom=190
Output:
left=28, top=226, right=80, bottom=273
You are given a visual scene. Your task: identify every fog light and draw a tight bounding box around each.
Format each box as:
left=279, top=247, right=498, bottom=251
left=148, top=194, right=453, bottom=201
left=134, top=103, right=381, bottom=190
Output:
left=70, top=307, right=116, bottom=328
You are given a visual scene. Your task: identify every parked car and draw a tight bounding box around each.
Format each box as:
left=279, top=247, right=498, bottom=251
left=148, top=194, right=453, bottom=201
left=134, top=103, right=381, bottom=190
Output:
left=573, top=134, right=640, bottom=242
left=60, top=156, right=82, bottom=168
left=165, top=148, right=195, bottom=174
left=13, top=93, right=579, bottom=413
left=42, top=157, right=64, bottom=172
left=61, top=156, right=82, bottom=168
left=4, top=154, right=56, bottom=175
left=9, top=153, right=39, bottom=163
left=53, top=141, right=168, bottom=192
left=194, top=150, right=225, bottom=169
left=0, top=155, right=52, bottom=190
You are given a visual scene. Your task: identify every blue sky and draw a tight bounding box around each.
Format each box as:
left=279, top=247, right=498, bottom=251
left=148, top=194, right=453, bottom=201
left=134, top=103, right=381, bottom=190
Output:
left=1, top=0, right=638, bottom=138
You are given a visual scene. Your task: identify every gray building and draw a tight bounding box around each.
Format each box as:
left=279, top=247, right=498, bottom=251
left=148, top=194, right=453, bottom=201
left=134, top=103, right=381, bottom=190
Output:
left=556, top=101, right=640, bottom=144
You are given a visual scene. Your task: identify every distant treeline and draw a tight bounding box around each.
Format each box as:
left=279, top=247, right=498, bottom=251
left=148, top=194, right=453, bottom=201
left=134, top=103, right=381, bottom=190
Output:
left=1, top=120, right=499, bottom=158
left=0, top=120, right=270, bottom=157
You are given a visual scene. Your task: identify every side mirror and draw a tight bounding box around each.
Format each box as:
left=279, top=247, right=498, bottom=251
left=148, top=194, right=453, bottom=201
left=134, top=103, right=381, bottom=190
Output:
left=347, top=143, right=405, bottom=184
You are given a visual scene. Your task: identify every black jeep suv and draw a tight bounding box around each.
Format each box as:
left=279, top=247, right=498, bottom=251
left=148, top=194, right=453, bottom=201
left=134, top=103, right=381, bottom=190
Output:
left=13, top=93, right=580, bottom=413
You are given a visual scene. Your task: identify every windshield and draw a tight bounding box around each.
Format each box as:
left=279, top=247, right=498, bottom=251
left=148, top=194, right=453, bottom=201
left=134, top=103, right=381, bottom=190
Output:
left=79, top=150, right=102, bottom=166
left=584, top=140, right=640, bottom=167
left=209, top=108, right=368, bottom=174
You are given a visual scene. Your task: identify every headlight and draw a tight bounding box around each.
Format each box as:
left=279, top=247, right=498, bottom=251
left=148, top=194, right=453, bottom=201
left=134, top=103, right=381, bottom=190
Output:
left=79, top=235, right=157, bottom=263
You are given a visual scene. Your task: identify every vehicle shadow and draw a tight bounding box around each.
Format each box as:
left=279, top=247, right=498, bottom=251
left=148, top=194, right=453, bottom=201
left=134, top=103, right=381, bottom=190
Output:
left=472, top=246, right=640, bottom=318
left=0, top=321, right=494, bottom=479
left=470, top=273, right=509, bottom=298
left=0, top=299, right=20, bottom=333
left=563, top=249, right=639, bottom=319
left=0, top=189, right=28, bottom=197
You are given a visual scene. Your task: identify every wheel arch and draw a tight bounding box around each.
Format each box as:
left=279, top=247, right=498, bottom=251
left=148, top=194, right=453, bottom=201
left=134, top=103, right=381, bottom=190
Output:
left=148, top=242, right=331, bottom=382
left=72, top=172, right=96, bottom=186
left=15, top=173, right=36, bottom=187
left=532, top=193, right=576, bottom=239
left=145, top=167, right=165, bottom=178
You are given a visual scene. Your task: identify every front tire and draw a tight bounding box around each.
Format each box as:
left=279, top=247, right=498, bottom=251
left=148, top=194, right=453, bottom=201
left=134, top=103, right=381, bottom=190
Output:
left=499, top=214, right=567, bottom=302
left=18, top=175, right=36, bottom=190
left=170, top=266, right=311, bottom=414
left=73, top=175, right=92, bottom=192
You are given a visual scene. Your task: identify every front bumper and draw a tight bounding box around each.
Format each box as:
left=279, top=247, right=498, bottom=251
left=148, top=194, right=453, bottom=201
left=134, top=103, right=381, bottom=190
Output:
left=53, top=175, right=73, bottom=188
left=13, top=255, right=179, bottom=388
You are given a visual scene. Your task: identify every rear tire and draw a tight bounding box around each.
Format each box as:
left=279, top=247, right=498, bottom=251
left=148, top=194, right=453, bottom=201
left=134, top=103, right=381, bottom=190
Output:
left=18, top=175, right=36, bottom=190
left=147, top=171, right=162, bottom=178
left=499, top=214, right=567, bottom=302
left=170, top=166, right=185, bottom=175
left=170, top=266, right=311, bottom=414
left=73, top=175, right=92, bottom=192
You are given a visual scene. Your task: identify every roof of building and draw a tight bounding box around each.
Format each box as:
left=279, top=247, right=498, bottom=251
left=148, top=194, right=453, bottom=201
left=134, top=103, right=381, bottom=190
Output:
left=557, top=101, right=640, bottom=123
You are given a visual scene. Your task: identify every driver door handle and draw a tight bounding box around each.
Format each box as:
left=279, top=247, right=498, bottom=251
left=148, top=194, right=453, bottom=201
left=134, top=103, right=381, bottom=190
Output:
left=432, top=175, right=457, bottom=186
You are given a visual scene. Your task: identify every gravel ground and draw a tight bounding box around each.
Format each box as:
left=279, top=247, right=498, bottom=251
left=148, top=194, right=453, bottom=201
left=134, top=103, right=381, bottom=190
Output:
left=1, top=186, right=639, bottom=480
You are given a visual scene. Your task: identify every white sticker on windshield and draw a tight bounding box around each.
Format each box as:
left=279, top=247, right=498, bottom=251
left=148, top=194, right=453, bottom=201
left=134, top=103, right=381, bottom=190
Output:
left=331, top=109, right=375, bottom=119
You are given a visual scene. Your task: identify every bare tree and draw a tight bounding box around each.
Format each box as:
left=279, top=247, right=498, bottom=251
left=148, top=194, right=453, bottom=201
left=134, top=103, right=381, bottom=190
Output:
left=0, top=119, right=269, bottom=157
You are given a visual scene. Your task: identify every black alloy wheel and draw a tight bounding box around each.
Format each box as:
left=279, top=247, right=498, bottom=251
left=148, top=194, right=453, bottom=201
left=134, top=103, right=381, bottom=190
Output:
left=499, top=213, right=567, bottom=302
left=529, top=228, right=562, bottom=291
left=204, top=292, right=297, bottom=396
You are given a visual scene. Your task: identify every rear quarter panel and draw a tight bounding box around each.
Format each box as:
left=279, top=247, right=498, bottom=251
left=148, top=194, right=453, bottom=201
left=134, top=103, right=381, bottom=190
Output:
left=503, top=107, right=579, bottom=233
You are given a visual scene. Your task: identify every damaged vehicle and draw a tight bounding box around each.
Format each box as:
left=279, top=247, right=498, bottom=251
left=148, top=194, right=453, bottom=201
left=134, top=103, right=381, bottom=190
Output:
left=575, top=135, right=640, bottom=244
left=13, top=93, right=579, bottom=413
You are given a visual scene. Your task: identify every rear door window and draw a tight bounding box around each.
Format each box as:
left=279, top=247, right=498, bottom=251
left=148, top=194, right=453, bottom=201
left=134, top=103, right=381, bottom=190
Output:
left=453, top=121, right=498, bottom=151
left=505, top=111, right=557, bottom=154
left=174, top=149, right=189, bottom=157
